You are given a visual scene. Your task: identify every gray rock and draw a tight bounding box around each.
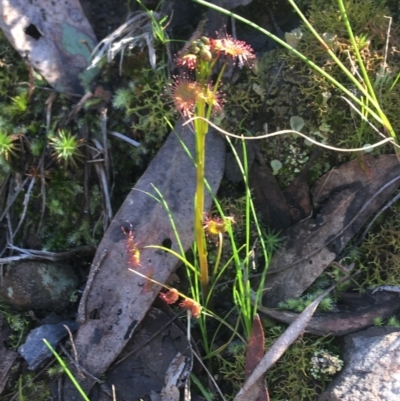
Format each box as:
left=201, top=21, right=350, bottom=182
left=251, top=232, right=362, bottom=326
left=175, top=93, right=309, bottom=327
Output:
left=319, top=327, right=400, bottom=401
left=0, top=261, right=79, bottom=311
left=19, top=320, right=78, bottom=370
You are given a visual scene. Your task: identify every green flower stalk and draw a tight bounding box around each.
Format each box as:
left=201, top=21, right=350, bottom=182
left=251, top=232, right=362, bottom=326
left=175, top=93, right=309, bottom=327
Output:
left=170, top=32, right=255, bottom=301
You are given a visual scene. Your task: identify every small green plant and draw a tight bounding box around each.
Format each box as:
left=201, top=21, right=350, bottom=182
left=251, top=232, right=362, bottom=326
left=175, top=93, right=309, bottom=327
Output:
left=5, top=90, right=29, bottom=116
left=48, top=129, right=84, bottom=169
left=387, top=316, right=400, bottom=328
left=0, top=130, right=20, bottom=161
left=0, top=303, right=31, bottom=349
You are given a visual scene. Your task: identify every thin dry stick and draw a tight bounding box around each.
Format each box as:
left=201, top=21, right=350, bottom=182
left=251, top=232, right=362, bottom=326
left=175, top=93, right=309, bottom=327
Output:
left=0, top=176, right=30, bottom=222
left=192, top=348, right=227, bottom=401
left=36, top=154, right=47, bottom=235
left=59, top=344, right=103, bottom=384
left=234, top=286, right=336, bottom=401
left=91, top=139, right=113, bottom=226
left=12, top=177, right=36, bottom=240
left=63, top=91, right=93, bottom=126
left=0, top=245, right=95, bottom=264
left=63, top=325, right=84, bottom=379
left=78, top=249, right=108, bottom=324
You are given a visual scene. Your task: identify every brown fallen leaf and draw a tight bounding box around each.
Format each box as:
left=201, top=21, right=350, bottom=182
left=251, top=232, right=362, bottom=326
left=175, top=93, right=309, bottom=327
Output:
left=244, top=314, right=269, bottom=401
left=263, top=154, right=400, bottom=307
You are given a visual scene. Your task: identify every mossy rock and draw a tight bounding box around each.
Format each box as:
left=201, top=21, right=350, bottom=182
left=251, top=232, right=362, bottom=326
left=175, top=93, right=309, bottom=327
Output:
left=0, top=261, right=79, bottom=311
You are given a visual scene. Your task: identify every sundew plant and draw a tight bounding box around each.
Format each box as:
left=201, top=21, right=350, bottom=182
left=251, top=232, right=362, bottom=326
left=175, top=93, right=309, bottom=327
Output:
left=169, top=31, right=255, bottom=301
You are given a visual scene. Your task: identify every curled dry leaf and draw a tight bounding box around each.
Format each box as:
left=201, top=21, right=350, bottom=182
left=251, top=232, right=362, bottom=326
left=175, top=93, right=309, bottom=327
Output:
left=263, top=155, right=400, bottom=307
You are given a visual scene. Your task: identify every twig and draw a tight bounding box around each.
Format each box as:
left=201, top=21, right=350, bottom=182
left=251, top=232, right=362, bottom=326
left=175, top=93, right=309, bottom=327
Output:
left=63, top=91, right=93, bottom=126
left=192, top=348, right=227, bottom=401
left=0, top=245, right=95, bottom=264
left=63, top=325, right=84, bottom=379
left=108, top=130, right=140, bottom=147
left=12, top=177, right=36, bottom=240
left=91, top=139, right=113, bottom=227
left=0, top=176, right=30, bottom=222
left=77, top=249, right=108, bottom=324
left=59, top=344, right=103, bottom=384
left=340, top=189, right=400, bottom=259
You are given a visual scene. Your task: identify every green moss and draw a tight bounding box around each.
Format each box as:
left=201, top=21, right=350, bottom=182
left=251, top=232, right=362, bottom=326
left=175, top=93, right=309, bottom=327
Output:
left=112, top=60, right=175, bottom=165
left=347, top=201, right=400, bottom=289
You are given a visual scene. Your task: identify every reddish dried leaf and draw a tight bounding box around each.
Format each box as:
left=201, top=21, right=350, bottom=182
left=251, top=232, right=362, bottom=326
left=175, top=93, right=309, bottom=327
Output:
left=244, top=314, right=269, bottom=401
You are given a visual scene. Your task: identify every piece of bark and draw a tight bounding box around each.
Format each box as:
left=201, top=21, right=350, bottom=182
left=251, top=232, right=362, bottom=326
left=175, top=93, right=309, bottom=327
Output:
left=62, top=120, right=225, bottom=400
left=263, top=154, right=400, bottom=307
left=91, top=308, right=191, bottom=401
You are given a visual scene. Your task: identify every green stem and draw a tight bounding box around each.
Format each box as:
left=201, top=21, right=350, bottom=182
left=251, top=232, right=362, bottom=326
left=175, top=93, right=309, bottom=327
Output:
left=194, top=99, right=209, bottom=301
left=212, top=232, right=223, bottom=279
left=336, top=0, right=394, bottom=139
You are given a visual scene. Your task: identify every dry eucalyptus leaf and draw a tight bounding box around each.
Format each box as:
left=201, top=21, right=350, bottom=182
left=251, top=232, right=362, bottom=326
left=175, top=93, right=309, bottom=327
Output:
left=263, top=155, right=400, bottom=307
left=62, top=120, right=225, bottom=400
left=0, top=0, right=98, bottom=95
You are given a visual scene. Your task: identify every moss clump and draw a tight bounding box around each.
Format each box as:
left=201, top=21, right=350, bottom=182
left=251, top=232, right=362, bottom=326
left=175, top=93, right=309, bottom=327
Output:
left=346, top=201, right=400, bottom=290
left=112, top=58, right=176, bottom=165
